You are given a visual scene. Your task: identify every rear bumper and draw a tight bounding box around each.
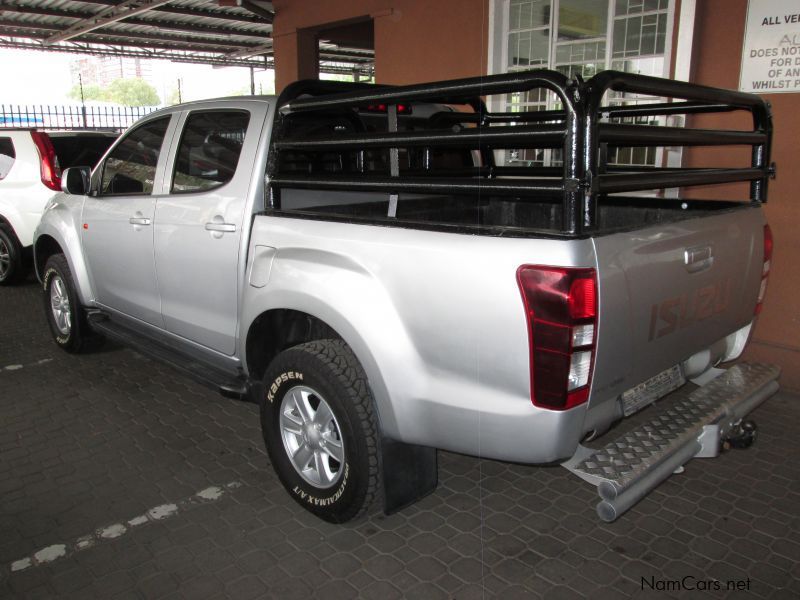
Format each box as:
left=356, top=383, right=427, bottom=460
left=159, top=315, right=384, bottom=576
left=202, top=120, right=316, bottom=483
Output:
left=562, top=362, right=780, bottom=521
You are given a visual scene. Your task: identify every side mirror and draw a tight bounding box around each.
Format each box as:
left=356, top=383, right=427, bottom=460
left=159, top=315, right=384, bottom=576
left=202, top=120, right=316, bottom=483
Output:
left=61, top=166, right=92, bottom=195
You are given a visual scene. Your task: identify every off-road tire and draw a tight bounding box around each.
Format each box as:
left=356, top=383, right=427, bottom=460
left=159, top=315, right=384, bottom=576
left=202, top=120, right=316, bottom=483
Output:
left=42, top=253, right=87, bottom=353
left=260, top=339, right=380, bottom=523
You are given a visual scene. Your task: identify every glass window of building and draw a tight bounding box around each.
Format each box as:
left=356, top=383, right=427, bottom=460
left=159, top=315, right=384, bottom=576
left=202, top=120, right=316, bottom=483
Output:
left=501, top=0, right=673, bottom=167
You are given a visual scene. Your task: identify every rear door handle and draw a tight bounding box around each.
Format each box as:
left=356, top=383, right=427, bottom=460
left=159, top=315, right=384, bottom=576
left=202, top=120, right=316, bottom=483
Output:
left=204, top=222, right=236, bottom=233
left=129, top=216, right=151, bottom=226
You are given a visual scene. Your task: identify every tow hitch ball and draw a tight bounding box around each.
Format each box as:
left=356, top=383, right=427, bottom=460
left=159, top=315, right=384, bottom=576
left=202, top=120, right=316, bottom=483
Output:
left=721, top=420, right=758, bottom=451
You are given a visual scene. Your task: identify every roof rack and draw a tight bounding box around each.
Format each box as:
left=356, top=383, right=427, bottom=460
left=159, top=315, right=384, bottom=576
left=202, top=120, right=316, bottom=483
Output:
left=268, top=69, right=773, bottom=236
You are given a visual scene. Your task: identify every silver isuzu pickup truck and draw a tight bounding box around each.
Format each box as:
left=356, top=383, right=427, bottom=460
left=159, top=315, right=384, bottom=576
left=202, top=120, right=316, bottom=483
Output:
left=34, top=70, right=779, bottom=523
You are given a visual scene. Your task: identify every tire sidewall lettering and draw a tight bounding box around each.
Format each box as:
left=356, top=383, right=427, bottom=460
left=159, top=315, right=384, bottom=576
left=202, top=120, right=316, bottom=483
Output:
left=42, top=267, right=58, bottom=291
left=266, top=370, right=304, bottom=403
left=290, top=462, right=350, bottom=507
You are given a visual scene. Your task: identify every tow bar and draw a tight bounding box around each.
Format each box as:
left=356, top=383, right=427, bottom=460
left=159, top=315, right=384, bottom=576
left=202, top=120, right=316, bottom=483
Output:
left=722, top=419, right=757, bottom=450
left=562, top=363, right=780, bottom=522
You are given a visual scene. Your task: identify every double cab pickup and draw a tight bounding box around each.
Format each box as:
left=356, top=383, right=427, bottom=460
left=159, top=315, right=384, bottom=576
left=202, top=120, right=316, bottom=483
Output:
left=34, top=70, right=779, bottom=522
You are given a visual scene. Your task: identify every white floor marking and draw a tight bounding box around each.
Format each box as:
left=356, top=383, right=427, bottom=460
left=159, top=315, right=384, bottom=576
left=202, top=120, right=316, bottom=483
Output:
left=32, top=545, right=66, bottom=564
left=98, top=524, right=126, bottom=539
left=4, top=481, right=241, bottom=575
left=75, top=536, right=95, bottom=551
left=9, top=558, right=31, bottom=572
left=147, top=503, right=178, bottom=520
left=1, top=358, right=53, bottom=372
left=196, top=485, right=224, bottom=501
left=127, top=515, right=148, bottom=527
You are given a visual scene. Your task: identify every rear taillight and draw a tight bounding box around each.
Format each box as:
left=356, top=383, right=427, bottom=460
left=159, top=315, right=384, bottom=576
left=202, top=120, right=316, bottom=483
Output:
left=755, top=224, right=773, bottom=315
left=517, top=266, right=598, bottom=410
left=364, top=103, right=412, bottom=114
left=30, top=131, right=61, bottom=191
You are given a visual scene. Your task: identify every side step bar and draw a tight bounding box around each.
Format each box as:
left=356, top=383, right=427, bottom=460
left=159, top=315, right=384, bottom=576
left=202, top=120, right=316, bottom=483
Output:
left=563, top=362, right=780, bottom=522
left=86, top=311, right=253, bottom=401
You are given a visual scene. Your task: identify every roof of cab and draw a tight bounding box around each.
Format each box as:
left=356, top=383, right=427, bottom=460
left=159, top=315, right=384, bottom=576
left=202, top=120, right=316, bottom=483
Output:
left=140, top=96, right=277, bottom=121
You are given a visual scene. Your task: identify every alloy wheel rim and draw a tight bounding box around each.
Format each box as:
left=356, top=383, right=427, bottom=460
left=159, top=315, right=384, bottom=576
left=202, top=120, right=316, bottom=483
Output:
left=49, top=275, right=71, bottom=335
left=0, top=239, right=9, bottom=279
left=279, top=385, right=345, bottom=489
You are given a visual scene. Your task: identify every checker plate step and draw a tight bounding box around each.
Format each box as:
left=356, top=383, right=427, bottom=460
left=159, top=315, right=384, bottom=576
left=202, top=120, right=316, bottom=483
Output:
left=571, top=362, right=780, bottom=490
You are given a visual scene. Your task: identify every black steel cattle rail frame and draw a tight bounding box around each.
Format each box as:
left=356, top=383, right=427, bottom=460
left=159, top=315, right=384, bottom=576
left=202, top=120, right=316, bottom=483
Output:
left=267, top=69, right=774, bottom=236
left=581, top=70, right=773, bottom=230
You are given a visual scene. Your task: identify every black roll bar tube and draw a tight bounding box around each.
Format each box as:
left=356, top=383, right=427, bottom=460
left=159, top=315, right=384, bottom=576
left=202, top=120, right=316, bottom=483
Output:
left=270, top=69, right=774, bottom=236
left=582, top=70, right=773, bottom=229
left=277, top=69, right=584, bottom=234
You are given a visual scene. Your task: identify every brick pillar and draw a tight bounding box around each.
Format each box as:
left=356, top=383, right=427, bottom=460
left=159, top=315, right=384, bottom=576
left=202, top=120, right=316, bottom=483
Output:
left=273, top=28, right=320, bottom=93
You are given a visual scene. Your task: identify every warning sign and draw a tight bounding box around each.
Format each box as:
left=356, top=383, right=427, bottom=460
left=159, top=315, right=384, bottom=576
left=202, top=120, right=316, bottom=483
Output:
left=740, top=0, right=800, bottom=93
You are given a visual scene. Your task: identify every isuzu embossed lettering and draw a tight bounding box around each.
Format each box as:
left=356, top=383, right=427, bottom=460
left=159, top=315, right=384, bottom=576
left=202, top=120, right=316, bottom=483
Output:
left=34, top=70, right=779, bottom=523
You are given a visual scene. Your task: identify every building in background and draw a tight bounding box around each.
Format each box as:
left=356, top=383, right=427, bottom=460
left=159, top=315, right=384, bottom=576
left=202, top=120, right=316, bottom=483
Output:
left=70, top=56, right=153, bottom=88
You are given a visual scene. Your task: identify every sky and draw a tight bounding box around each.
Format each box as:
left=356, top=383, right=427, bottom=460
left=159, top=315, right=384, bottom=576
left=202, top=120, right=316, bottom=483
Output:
left=0, top=48, right=276, bottom=106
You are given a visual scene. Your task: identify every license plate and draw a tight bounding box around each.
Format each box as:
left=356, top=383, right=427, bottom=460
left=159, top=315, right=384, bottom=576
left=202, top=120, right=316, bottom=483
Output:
left=621, top=364, right=686, bottom=416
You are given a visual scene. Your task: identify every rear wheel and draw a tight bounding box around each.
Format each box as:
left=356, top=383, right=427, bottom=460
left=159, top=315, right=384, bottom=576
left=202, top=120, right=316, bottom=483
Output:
left=0, top=226, right=24, bottom=285
left=260, top=339, right=380, bottom=523
left=42, top=254, right=87, bottom=353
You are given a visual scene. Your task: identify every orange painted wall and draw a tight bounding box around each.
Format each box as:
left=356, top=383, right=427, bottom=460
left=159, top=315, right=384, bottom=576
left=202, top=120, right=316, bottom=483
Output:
left=687, top=0, right=800, bottom=389
left=271, top=0, right=489, bottom=90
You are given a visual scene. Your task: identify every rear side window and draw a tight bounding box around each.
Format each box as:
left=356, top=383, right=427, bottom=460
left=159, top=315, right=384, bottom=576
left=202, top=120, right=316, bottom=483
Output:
left=101, top=117, right=170, bottom=195
left=171, top=111, right=249, bottom=193
left=0, top=137, right=15, bottom=180
left=50, top=135, right=117, bottom=170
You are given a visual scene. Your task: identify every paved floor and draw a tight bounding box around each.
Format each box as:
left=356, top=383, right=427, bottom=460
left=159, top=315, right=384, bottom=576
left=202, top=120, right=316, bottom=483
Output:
left=1, top=275, right=799, bottom=600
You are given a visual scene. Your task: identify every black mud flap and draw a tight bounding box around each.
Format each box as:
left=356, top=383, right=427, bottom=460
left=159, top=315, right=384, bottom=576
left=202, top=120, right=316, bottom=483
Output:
left=380, top=437, right=438, bottom=514
left=247, top=380, right=266, bottom=405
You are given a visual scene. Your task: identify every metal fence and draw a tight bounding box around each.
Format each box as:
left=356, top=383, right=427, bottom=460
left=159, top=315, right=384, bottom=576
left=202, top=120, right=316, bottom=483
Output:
left=0, top=104, right=158, bottom=131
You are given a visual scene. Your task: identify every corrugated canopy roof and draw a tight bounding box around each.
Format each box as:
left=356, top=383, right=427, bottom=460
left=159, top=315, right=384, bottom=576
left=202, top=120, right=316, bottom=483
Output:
left=0, top=0, right=375, bottom=74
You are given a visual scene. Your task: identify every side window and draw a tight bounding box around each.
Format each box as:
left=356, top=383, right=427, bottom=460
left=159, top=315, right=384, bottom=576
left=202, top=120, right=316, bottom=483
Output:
left=0, top=137, right=15, bottom=180
left=100, top=117, right=170, bottom=195
left=171, top=111, right=250, bottom=194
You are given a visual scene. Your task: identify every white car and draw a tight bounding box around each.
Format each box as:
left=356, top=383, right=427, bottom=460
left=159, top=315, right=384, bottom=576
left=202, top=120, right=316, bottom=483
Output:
left=0, top=129, right=116, bottom=284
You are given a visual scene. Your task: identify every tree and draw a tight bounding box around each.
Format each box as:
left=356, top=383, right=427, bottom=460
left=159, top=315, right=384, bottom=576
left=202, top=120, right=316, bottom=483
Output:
left=68, top=83, right=105, bottom=102
left=106, top=78, right=160, bottom=106
left=67, top=77, right=160, bottom=106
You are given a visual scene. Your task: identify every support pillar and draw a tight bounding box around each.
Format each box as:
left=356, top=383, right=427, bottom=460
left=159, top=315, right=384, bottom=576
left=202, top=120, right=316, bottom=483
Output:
left=273, top=27, right=320, bottom=93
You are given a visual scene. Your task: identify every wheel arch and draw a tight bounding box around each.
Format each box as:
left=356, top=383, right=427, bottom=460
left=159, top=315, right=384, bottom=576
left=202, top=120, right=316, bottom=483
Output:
left=0, top=211, right=24, bottom=246
left=34, top=223, right=94, bottom=305
left=242, top=297, right=404, bottom=441
left=34, top=234, right=63, bottom=279
left=0, top=213, right=23, bottom=251
left=245, top=308, right=343, bottom=382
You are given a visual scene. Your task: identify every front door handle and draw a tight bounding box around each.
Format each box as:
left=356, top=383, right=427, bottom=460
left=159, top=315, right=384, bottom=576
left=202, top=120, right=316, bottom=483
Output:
left=204, top=222, right=236, bottom=233
left=129, top=216, right=151, bottom=226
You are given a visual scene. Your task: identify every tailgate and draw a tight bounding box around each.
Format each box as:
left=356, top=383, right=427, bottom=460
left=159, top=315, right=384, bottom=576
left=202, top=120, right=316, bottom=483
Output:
left=589, top=206, right=765, bottom=408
